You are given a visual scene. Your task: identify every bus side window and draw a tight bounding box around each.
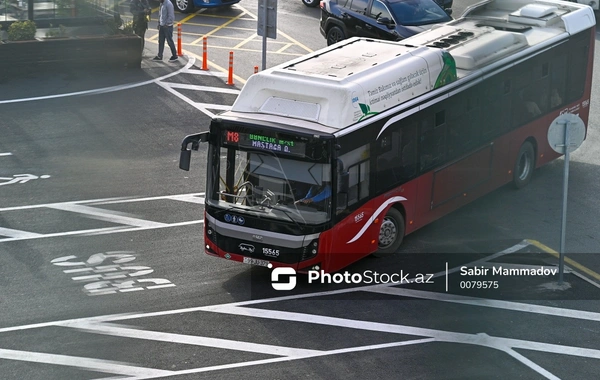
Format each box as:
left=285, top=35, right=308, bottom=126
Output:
left=549, top=53, right=567, bottom=109
left=419, top=111, right=446, bottom=172
left=347, top=161, right=369, bottom=205
left=566, top=35, right=589, bottom=102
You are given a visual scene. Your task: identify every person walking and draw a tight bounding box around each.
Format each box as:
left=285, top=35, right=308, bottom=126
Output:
left=130, top=0, right=151, bottom=50
left=153, top=0, right=178, bottom=62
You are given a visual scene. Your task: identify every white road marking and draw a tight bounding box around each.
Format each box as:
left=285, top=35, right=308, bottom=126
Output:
left=202, top=305, right=600, bottom=360
left=90, top=193, right=204, bottom=205
left=0, top=227, right=43, bottom=239
left=0, top=173, right=50, bottom=186
left=1, top=241, right=596, bottom=378
left=0, top=152, right=12, bottom=156
left=0, top=348, right=174, bottom=377
left=112, top=338, right=436, bottom=380
left=0, top=57, right=196, bottom=105
left=502, top=347, right=561, bottom=380
left=181, top=68, right=228, bottom=77
left=156, top=80, right=216, bottom=118
left=71, top=322, right=323, bottom=357
left=193, top=102, right=233, bottom=111
left=165, top=82, right=240, bottom=94
left=0, top=193, right=205, bottom=242
left=0, top=197, right=132, bottom=212
left=366, top=287, right=600, bottom=322
left=46, top=203, right=168, bottom=228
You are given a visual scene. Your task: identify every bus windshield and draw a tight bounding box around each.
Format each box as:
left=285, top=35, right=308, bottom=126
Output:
left=206, top=130, right=333, bottom=225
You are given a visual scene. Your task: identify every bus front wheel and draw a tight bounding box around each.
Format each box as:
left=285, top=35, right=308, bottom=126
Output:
left=373, top=207, right=405, bottom=257
left=513, top=141, right=535, bottom=189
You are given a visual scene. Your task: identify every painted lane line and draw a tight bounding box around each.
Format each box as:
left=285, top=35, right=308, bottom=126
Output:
left=0, top=192, right=204, bottom=212
left=0, top=240, right=581, bottom=331
left=527, top=239, right=600, bottom=282
left=0, top=227, right=133, bottom=243
left=366, top=287, right=600, bottom=322
left=91, top=193, right=205, bottom=205
left=0, top=57, right=196, bottom=105
left=203, top=305, right=600, bottom=360
left=0, top=348, right=174, bottom=377
left=164, top=194, right=205, bottom=204
left=0, top=196, right=131, bottom=212
left=46, top=203, right=168, bottom=228
left=71, top=322, right=323, bottom=357
left=92, top=338, right=436, bottom=380
left=163, top=82, right=240, bottom=95
left=0, top=221, right=202, bottom=243
left=502, top=347, right=560, bottom=380
left=181, top=68, right=228, bottom=77
left=194, top=102, right=232, bottom=111
left=0, top=227, right=43, bottom=239
left=0, top=152, right=12, bottom=156
left=77, top=220, right=203, bottom=236
left=155, top=80, right=216, bottom=118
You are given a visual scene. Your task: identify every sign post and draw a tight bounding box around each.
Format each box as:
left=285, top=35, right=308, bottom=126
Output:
left=257, top=0, right=277, bottom=71
left=547, top=113, right=585, bottom=283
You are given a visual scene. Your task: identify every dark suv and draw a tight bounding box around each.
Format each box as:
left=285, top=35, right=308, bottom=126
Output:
left=320, top=0, right=453, bottom=45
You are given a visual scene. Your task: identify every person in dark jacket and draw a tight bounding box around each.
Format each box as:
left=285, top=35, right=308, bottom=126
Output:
left=130, top=0, right=151, bottom=50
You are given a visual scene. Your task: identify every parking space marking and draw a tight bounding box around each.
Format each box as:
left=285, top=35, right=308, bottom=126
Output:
left=71, top=322, right=323, bottom=357
left=3, top=239, right=598, bottom=378
left=166, top=82, right=240, bottom=94
left=366, top=287, right=600, bottom=322
left=156, top=76, right=229, bottom=118
left=0, top=348, right=174, bottom=377
left=236, top=4, right=315, bottom=54
left=190, top=9, right=251, bottom=45
left=0, top=193, right=205, bottom=243
left=0, top=227, right=43, bottom=239
left=234, top=32, right=259, bottom=49
left=47, top=203, right=168, bottom=228
left=528, top=239, right=600, bottom=282
left=181, top=67, right=227, bottom=78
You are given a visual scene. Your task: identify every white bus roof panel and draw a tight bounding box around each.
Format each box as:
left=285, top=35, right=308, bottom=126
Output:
left=226, top=0, right=595, bottom=132
left=230, top=39, right=454, bottom=130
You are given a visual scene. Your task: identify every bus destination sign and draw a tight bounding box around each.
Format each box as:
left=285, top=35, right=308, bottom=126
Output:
left=224, top=130, right=306, bottom=156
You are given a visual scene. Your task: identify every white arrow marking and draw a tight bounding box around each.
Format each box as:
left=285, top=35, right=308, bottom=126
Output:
left=0, top=174, right=50, bottom=186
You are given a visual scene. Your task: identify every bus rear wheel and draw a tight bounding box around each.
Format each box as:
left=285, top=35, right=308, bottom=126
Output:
left=513, top=141, right=535, bottom=189
left=373, top=207, right=405, bottom=257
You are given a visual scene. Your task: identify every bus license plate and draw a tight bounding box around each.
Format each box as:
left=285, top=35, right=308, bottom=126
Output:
left=242, top=257, right=270, bottom=267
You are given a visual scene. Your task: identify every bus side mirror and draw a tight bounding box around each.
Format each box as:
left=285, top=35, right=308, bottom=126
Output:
left=179, top=131, right=209, bottom=171
left=180, top=150, right=192, bottom=171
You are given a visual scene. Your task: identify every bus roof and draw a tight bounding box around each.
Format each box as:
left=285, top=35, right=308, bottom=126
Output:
left=227, top=0, right=595, bottom=132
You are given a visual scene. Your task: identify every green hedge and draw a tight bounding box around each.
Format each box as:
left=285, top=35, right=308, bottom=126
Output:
left=8, top=20, right=37, bottom=41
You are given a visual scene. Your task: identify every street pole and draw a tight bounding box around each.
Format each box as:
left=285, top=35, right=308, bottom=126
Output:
left=558, top=122, right=570, bottom=284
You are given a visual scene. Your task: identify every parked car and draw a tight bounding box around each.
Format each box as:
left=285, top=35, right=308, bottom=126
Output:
left=319, top=0, right=453, bottom=45
left=303, top=0, right=320, bottom=6
left=172, top=0, right=241, bottom=13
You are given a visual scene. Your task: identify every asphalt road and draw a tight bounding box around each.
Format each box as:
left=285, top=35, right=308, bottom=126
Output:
left=1, top=1, right=600, bottom=379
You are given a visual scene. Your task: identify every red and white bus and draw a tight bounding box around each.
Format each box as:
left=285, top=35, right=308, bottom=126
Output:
left=180, top=0, right=595, bottom=273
